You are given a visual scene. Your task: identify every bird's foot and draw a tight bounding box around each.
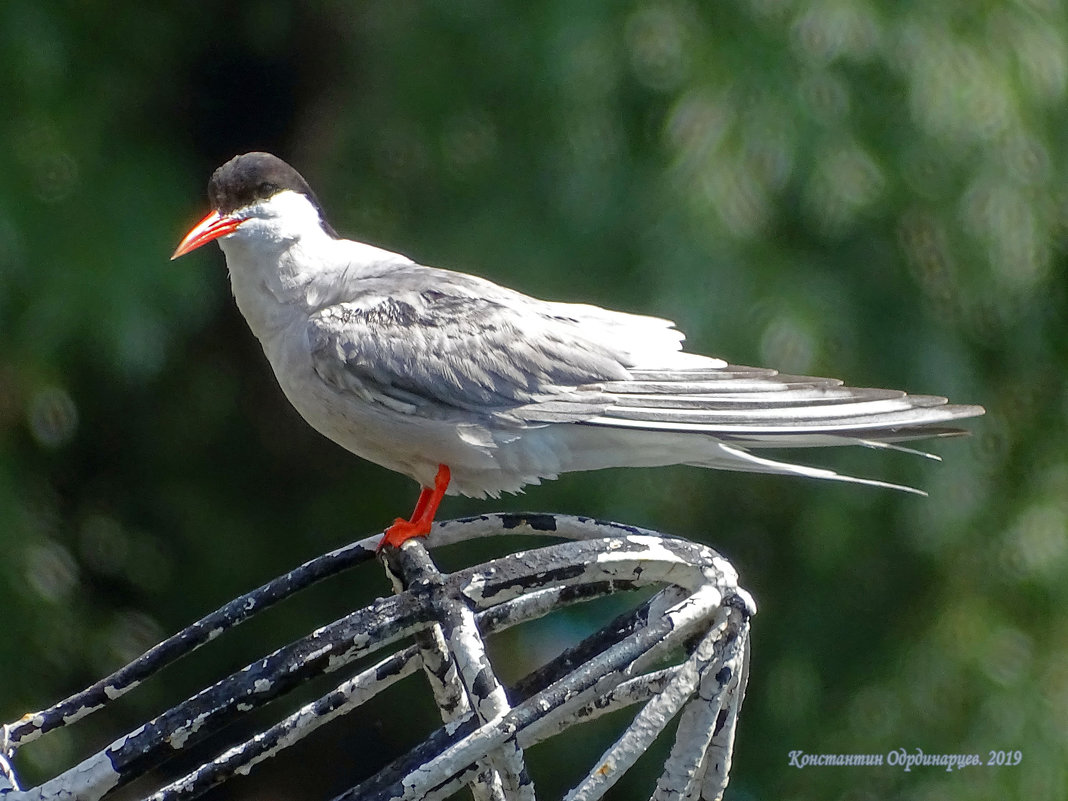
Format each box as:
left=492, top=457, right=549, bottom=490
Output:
left=376, top=464, right=451, bottom=552
left=378, top=517, right=432, bottom=551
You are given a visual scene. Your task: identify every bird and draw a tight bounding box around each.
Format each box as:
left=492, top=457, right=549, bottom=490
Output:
left=172, top=152, right=984, bottom=549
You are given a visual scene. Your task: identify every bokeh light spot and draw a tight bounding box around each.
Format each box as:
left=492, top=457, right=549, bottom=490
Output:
left=27, top=385, right=78, bottom=448
left=625, top=3, right=694, bottom=92
left=103, top=610, right=165, bottom=667
left=1002, top=502, right=1068, bottom=584
left=760, top=314, right=816, bottom=374
left=25, top=540, right=79, bottom=603
left=790, top=0, right=883, bottom=65
left=981, top=627, right=1033, bottom=687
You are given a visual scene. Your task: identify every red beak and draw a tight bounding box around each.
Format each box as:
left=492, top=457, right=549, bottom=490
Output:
left=171, top=210, right=244, bottom=260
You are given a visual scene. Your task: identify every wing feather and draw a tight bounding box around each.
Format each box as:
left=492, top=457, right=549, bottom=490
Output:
left=305, top=266, right=982, bottom=446
left=307, top=290, right=636, bottom=420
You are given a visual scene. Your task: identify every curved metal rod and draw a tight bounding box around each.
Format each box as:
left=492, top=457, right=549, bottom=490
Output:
left=1, top=514, right=754, bottom=801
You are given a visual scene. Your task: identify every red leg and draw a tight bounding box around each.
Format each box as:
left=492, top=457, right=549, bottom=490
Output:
left=378, top=464, right=451, bottom=550
left=407, top=486, right=435, bottom=523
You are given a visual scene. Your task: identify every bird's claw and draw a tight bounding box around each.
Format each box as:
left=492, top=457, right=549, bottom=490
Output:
left=377, top=518, right=431, bottom=551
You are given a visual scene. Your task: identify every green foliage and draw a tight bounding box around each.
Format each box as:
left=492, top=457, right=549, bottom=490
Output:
left=1, top=1, right=1065, bottom=798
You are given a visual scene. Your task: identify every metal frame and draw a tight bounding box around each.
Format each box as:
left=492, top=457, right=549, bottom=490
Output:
left=2, top=514, right=754, bottom=801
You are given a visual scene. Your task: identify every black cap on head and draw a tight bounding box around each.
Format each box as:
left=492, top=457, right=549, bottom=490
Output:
left=207, top=152, right=338, bottom=236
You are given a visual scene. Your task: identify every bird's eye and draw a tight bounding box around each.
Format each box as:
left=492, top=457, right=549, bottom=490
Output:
left=258, top=181, right=278, bottom=196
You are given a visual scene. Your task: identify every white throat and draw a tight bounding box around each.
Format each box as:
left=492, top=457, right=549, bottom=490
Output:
left=218, top=191, right=340, bottom=338
left=215, top=190, right=413, bottom=345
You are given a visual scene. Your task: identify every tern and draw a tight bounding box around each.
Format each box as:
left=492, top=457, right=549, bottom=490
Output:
left=173, top=152, right=984, bottom=549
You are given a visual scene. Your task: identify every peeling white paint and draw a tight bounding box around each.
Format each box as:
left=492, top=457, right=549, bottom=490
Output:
left=104, top=680, right=136, bottom=700
left=24, top=750, right=120, bottom=801
left=61, top=703, right=103, bottom=727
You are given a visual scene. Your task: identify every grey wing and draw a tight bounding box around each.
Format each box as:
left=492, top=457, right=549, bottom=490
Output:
left=305, top=283, right=983, bottom=494
left=583, top=366, right=985, bottom=446
left=306, top=291, right=632, bottom=422
left=306, top=275, right=982, bottom=445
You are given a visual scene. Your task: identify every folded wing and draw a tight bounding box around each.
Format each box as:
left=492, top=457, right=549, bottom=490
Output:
left=305, top=280, right=983, bottom=492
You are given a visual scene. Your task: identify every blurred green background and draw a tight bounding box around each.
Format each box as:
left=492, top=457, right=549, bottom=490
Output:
left=1, top=1, right=1065, bottom=799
